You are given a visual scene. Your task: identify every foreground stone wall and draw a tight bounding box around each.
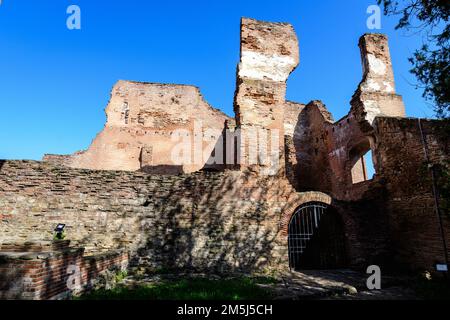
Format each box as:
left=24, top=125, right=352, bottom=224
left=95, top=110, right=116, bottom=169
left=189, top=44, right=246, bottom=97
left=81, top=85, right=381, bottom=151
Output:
left=2, top=17, right=449, bottom=281
left=284, top=34, right=407, bottom=198
left=0, top=160, right=306, bottom=272
left=4, top=147, right=447, bottom=274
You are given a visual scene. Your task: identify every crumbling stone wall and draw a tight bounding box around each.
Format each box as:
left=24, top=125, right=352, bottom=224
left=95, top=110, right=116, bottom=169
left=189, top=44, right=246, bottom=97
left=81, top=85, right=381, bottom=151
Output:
left=1, top=17, right=449, bottom=279
left=234, top=18, right=299, bottom=174
left=351, top=34, right=406, bottom=132
left=284, top=34, right=406, bottom=200
left=0, top=160, right=388, bottom=272
left=0, top=245, right=128, bottom=300
left=45, top=82, right=232, bottom=174
left=0, top=160, right=302, bottom=272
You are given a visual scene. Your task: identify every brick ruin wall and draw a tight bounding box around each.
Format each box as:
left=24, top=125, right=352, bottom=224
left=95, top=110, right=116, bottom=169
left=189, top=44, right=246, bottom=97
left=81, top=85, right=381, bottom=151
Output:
left=1, top=119, right=448, bottom=275
left=286, top=113, right=450, bottom=270
left=374, top=117, right=450, bottom=271
left=234, top=18, right=299, bottom=173
left=1, top=18, right=450, bottom=299
left=44, top=82, right=232, bottom=174
left=0, top=160, right=325, bottom=272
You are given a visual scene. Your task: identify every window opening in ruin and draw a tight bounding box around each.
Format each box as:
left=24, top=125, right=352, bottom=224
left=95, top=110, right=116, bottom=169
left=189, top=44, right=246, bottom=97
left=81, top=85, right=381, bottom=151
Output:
left=350, top=141, right=376, bottom=184
left=288, top=202, right=347, bottom=270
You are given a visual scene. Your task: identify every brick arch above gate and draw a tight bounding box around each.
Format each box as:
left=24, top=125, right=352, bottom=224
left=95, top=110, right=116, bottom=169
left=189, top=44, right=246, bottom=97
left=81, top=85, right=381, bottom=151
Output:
left=280, top=191, right=332, bottom=236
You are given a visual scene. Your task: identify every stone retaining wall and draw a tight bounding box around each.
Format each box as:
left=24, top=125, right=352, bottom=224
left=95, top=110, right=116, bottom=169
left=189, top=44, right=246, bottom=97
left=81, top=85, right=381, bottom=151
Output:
left=0, top=246, right=128, bottom=300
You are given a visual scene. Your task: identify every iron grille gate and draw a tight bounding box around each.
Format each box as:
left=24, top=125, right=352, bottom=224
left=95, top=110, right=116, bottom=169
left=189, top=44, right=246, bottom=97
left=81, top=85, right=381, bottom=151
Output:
left=288, top=202, right=328, bottom=270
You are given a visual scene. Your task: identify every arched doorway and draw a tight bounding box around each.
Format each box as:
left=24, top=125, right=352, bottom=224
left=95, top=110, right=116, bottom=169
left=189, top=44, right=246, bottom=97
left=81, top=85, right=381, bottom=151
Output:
left=288, top=202, right=347, bottom=270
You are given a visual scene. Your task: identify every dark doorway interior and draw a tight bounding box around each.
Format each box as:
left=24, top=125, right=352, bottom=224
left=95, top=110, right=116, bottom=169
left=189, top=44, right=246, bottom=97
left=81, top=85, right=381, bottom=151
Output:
left=288, top=202, right=347, bottom=270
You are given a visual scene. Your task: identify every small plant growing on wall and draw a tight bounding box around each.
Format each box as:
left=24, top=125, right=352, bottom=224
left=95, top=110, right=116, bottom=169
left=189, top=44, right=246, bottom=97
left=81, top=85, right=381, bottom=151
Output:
left=53, top=223, right=66, bottom=240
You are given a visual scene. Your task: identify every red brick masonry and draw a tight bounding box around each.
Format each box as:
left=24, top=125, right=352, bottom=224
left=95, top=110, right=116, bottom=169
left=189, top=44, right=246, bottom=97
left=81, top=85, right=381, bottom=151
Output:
left=0, top=243, right=128, bottom=300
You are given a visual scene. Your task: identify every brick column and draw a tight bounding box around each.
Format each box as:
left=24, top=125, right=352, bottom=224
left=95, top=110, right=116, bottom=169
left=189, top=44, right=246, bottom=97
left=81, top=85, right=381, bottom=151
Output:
left=234, top=18, right=299, bottom=175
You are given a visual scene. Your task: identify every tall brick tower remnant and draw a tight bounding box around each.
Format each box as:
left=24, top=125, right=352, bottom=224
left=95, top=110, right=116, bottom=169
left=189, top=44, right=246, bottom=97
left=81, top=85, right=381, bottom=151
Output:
left=234, top=18, right=300, bottom=175
left=351, top=34, right=406, bottom=132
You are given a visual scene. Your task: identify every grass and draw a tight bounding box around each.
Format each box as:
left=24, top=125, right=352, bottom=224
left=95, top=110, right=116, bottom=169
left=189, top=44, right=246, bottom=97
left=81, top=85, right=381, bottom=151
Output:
left=77, top=276, right=276, bottom=300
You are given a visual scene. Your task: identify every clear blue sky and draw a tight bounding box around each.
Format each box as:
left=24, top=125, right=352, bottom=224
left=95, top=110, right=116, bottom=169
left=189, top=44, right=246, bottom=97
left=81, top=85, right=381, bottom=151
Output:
left=0, top=0, right=434, bottom=160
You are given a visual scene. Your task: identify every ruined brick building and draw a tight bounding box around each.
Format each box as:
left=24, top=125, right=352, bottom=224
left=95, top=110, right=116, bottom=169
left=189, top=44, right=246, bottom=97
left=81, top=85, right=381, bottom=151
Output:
left=1, top=18, right=449, bottom=299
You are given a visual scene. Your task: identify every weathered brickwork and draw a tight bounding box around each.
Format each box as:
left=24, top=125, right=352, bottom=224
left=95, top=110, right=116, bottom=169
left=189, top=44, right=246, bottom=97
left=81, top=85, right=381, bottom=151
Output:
left=234, top=18, right=299, bottom=173
left=1, top=18, right=449, bottom=300
left=0, top=160, right=390, bottom=274
left=373, top=117, right=450, bottom=271
left=0, top=160, right=298, bottom=272
left=351, top=34, right=406, bottom=132
left=44, top=82, right=231, bottom=174
left=0, top=245, right=128, bottom=300
left=284, top=33, right=407, bottom=199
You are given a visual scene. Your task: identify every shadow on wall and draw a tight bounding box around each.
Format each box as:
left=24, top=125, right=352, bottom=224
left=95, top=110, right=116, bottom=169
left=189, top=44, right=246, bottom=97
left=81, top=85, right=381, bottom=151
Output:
left=0, top=260, right=26, bottom=299
left=140, top=165, right=184, bottom=175
left=332, top=193, right=393, bottom=270
left=43, top=164, right=296, bottom=273
left=0, top=160, right=4, bottom=172
left=130, top=169, right=292, bottom=273
left=285, top=104, right=333, bottom=194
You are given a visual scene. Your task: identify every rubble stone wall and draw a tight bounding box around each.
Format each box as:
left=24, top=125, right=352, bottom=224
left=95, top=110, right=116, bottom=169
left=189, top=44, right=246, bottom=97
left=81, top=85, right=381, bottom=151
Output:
left=234, top=18, right=299, bottom=173
left=0, top=160, right=303, bottom=272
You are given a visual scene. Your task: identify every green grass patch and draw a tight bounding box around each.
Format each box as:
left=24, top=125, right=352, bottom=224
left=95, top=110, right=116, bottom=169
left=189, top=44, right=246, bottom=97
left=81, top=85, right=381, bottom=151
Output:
left=114, top=270, right=128, bottom=283
left=77, top=277, right=276, bottom=300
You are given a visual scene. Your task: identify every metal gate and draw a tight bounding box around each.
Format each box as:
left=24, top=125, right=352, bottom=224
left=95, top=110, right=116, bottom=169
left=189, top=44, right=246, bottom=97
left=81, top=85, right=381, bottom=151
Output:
left=288, top=202, right=347, bottom=270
